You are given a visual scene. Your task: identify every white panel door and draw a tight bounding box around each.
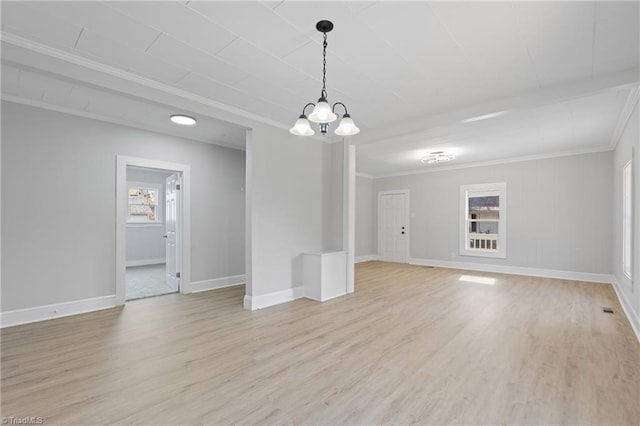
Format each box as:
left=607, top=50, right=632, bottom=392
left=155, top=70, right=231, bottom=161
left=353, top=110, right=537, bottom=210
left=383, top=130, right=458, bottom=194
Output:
left=379, top=193, right=407, bottom=263
left=165, top=173, right=179, bottom=291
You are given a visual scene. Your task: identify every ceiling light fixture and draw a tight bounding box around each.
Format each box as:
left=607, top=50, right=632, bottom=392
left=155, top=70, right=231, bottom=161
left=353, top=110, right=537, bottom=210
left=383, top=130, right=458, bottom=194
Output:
left=421, top=152, right=455, bottom=164
left=290, top=20, right=360, bottom=137
left=170, top=114, right=197, bottom=125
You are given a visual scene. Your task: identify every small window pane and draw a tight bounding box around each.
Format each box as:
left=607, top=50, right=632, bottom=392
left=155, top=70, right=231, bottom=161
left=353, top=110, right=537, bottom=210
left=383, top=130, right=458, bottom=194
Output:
left=128, top=186, right=159, bottom=222
left=469, top=221, right=498, bottom=235
left=468, top=194, right=499, bottom=219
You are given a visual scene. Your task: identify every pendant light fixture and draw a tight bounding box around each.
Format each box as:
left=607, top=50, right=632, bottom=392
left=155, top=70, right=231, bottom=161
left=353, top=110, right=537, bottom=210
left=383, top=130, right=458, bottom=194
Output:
left=290, top=20, right=360, bottom=137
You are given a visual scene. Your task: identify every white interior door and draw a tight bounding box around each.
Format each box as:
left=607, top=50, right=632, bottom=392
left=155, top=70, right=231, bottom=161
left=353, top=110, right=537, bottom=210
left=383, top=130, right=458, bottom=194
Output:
left=379, top=192, right=408, bottom=263
left=165, top=173, right=180, bottom=291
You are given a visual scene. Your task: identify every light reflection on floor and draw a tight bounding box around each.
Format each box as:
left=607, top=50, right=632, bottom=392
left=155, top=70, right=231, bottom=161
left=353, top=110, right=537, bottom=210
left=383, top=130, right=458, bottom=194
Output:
left=458, top=274, right=497, bottom=285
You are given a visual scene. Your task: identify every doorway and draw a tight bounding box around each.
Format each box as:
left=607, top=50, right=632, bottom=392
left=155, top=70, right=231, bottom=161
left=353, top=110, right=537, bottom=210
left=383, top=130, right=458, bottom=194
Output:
left=378, top=190, right=410, bottom=263
left=124, top=167, right=180, bottom=300
left=116, top=156, right=191, bottom=305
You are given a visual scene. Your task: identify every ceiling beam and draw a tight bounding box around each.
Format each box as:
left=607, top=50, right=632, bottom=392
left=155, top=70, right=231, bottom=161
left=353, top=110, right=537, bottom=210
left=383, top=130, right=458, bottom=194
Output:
left=359, top=68, right=640, bottom=146
left=1, top=33, right=287, bottom=132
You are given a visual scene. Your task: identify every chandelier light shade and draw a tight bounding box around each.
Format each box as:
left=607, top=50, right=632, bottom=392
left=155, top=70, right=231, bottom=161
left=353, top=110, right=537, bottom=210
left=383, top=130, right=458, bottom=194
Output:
left=335, top=113, right=360, bottom=136
left=307, top=99, right=337, bottom=123
left=290, top=114, right=315, bottom=136
left=290, top=20, right=360, bottom=137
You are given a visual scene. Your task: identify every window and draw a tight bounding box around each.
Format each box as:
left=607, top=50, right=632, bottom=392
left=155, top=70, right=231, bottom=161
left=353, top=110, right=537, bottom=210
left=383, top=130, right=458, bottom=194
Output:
left=127, top=182, right=162, bottom=224
left=623, top=160, right=633, bottom=279
left=460, top=183, right=507, bottom=258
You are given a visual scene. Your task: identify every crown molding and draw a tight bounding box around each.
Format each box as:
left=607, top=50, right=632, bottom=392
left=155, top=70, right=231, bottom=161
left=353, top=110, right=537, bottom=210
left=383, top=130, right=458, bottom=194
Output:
left=367, top=146, right=612, bottom=179
left=1, top=32, right=293, bottom=132
left=609, top=85, right=640, bottom=150
left=2, top=95, right=246, bottom=151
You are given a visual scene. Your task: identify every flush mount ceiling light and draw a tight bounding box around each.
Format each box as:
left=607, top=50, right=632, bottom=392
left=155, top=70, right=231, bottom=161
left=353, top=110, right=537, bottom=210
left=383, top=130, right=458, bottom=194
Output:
left=290, top=20, right=360, bottom=137
left=421, top=152, right=455, bottom=164
left=170, top=114, right=197, bottom=125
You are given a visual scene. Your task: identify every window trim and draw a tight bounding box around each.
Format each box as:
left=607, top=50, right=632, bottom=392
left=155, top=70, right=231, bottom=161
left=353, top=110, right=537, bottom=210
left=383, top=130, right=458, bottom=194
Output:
left=459, top=182, right=507, bottom=259
left=126, top=181, right=163, bottom=225
left=622, top=159, right=633, bottom=280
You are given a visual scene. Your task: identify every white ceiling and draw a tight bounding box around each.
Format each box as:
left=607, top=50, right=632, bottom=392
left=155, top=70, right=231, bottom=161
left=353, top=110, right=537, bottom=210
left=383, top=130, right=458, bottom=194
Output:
left=1, top=1, right=639, bottom=175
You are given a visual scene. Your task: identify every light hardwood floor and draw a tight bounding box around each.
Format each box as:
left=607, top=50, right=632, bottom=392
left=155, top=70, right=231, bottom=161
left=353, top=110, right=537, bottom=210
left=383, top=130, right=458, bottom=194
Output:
left=2, top=262, right=639, bottom=425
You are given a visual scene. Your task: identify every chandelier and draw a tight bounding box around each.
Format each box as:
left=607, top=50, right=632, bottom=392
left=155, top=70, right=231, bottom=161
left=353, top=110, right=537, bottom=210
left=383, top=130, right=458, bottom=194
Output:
left=290, top=20, right=360, bottom=137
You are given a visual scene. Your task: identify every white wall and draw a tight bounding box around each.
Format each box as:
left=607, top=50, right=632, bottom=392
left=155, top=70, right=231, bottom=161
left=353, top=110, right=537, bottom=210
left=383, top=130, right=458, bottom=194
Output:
left=1, top=102, right=245, bottom=311
left=322, top=141, right=345, bottom=251
left=371, top=152, right=612, bottom=274
left=245, top=124, right=324, bottom=300
left=126, top=168, right=172, bottom=264
left=355, top=175, right=375, bottom=257
left=612, top=99, right=640, bottom=334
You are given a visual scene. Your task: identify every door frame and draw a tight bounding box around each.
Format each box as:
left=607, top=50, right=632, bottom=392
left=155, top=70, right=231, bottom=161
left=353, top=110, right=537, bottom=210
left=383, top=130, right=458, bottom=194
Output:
left=377, top=189, right=410, bottom=263
left=116, top=156, right=191, bottom=305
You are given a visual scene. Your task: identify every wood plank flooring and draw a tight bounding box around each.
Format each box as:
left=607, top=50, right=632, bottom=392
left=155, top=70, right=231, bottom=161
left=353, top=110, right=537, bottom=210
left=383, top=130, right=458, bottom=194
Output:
left=2, top=262, right=639, bottom=425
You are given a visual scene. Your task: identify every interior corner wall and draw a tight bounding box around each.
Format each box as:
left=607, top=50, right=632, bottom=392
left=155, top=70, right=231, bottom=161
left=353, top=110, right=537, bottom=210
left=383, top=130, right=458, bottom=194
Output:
left=612, top=99, right=640, bottom=325
left=1, top=101, right=245, bottom=311
left=246, top=124, right=323, bottom=297
left=322, top=141, right=345, bottom=251
left=372, top=151, right=613, bottom=274
left=355, top=175, right=375, bottom=257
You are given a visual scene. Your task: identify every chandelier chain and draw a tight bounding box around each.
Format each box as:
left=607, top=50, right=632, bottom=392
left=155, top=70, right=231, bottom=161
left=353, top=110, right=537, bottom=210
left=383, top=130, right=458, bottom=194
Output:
left=321, top=32, right=328, bottom=99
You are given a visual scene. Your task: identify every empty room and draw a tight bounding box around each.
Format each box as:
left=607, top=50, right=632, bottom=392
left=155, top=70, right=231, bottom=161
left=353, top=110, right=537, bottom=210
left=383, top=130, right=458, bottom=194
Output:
left=1, top=1, right=639, bottom=425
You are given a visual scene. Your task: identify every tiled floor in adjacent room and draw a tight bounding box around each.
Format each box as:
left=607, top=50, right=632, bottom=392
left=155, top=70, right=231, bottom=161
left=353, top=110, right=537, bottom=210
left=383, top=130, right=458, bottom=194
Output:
left=125, top=263, right=175, bottom=300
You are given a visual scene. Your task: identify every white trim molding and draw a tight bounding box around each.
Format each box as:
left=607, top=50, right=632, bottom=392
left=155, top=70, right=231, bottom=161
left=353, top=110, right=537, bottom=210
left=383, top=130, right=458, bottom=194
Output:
left=610, top=85, right=640, bottom=150
left=355, top=254, right=379, bottom=263
left=243, top=286, right=305, bottom=311
left=1, top=295, right=117, bottom=328
left=191, top=275, right=246, bottom=293
left=408, top=257, right=613, bottom=284
left=611, top=276, right=640, bottom=343
left=459, top=182, right=507, bottom=259
left=116, top=156, right=191, bottom=305
left=126, top=258, right=165, bottom=268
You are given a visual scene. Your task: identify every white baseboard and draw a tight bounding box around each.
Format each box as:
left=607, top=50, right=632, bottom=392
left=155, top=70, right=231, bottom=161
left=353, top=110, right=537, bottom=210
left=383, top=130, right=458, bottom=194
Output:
left=243, top=286, right=305, bottom=311
left=355, top=254, right=378, bottom=263
left=611, top=276, right=640, bottom=343
left=408, top=257, right=613, bottom=284
left=126, top=258, right=165, bottom=267
left=1, top=295, right=117, bottom=328
left=191, top=274, right=245, bottom=293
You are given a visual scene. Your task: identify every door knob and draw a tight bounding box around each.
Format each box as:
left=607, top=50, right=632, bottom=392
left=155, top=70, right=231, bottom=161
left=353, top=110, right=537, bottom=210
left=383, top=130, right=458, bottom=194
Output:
left=163, top=235, right=168, bottom=238
left=401, top=231, right=405, bottom=234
